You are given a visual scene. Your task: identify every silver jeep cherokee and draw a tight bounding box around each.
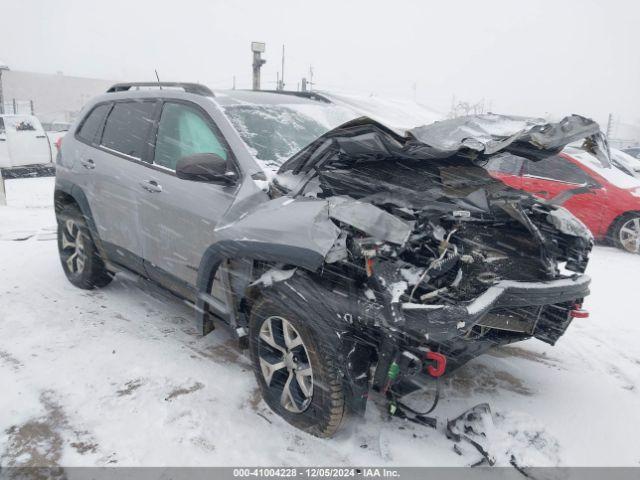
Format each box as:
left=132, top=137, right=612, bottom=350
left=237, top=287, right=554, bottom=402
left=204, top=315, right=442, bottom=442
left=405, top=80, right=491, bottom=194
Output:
left=55, top=82, right=603, bottom=437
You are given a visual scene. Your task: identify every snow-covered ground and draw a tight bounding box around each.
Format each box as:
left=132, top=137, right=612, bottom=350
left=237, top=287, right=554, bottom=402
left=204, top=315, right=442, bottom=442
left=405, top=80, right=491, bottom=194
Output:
left=1, top=177, right=639, bottom=468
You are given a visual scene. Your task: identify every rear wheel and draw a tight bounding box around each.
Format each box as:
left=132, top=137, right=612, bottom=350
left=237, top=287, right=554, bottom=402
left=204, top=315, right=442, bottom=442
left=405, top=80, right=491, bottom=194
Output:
left=249, top=290, right=347, bottom=437
left=612, top=213, right=640, bottom=254
left=57, top=204, right=113, bottom=289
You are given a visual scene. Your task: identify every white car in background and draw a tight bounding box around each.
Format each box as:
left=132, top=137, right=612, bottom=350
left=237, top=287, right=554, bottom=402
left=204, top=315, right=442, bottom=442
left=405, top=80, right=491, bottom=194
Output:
left=0, top=114, right=53, bottom=172
left=42, top=120, right=72, bottom=153
left=611, top=147, right=640, bottom=179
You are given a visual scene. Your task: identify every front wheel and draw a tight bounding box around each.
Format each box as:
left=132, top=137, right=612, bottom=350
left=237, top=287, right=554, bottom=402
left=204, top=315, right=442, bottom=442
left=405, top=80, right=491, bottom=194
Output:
left=249, top=292, right=347, bottom=437
left=612, top=214, right=640, bottom=254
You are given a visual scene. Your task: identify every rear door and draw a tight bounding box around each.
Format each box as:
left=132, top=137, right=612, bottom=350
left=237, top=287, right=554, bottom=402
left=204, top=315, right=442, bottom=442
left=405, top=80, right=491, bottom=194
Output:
left=85, top=100, right=158, bottom=273
left=522, top=154, right=608, bottom=234
left=3, top=115, right=51, bottom=167
left=138, top=100, right=238, bottom=296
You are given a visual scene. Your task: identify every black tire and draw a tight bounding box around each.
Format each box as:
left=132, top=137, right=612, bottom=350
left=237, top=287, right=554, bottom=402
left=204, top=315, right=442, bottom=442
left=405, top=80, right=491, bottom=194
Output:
left=249, top=281, right=347, bottom=437
left=57, top=204, right=113, bottom=289
left=610, top=212, right=640, bottom=254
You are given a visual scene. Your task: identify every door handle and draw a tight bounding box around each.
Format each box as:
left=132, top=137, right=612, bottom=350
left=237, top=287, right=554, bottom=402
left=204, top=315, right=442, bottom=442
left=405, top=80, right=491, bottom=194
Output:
left=36, top=135, right=47, bottom=139
left=80, top=159, right=95, bottom=169
left=140, top=180, right=163, bottom=193
left=533, top=190, right=549, bottom=196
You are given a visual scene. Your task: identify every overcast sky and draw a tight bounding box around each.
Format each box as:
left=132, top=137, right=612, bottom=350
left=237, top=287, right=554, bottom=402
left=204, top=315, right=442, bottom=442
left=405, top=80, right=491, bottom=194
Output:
left=3, top=0, right=638, bottom=128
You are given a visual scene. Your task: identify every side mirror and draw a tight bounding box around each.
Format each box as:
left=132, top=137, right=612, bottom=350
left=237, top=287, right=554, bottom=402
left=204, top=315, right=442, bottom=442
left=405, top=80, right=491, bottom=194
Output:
left=175, top=153, right=237, bottom=184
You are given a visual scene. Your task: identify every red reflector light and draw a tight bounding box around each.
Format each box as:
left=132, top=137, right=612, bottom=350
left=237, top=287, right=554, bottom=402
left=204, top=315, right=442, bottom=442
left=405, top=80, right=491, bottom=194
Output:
left=570, top=308, right=589, bottom=318
left=425, top=351, right=447, bottom=377
left=365, top=257, right=374, bottom=277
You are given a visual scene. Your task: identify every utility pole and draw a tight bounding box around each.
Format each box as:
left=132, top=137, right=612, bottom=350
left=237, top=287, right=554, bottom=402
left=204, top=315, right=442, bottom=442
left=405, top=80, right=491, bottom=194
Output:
left=0, top=62, right=8, bottom=115
left=0, top=169, right=6, bottom=206
left=606, top=113, right=614, bottom=139
left=308, top=66, right=314, bottom=92
left=301, top=77, right=308, bottom=92
left=280, top=44, right=285, bottom=90
left=232, top=75, right=236, bottom=90
left=251, top=42, right=266, bottom=91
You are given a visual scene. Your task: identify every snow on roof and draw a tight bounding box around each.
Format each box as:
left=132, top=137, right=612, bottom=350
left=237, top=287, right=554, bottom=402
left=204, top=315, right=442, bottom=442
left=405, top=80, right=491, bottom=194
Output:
left=318, top=91, right=443, bottom=132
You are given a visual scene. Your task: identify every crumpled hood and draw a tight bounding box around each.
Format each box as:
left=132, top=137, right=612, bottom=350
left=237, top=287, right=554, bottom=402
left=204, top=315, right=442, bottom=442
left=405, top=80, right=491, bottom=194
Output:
left=408, top=114, right=608, bottom=161
left=278, top=113, right=610, bottom=175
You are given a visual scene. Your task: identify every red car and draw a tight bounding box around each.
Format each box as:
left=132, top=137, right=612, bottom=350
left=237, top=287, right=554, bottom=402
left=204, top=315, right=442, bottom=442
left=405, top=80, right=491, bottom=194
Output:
left=486, top=147, right=640, bottom=253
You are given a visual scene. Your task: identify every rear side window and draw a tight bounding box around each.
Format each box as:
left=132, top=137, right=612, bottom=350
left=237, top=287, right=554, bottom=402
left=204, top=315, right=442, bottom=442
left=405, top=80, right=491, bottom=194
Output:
left=101, top=101, right=156, bottom=159
left=525, top=155, right=592, bottom=184
left=484, top=154, right=523, bottom=175
left=77, top=104, right=111, bottom=144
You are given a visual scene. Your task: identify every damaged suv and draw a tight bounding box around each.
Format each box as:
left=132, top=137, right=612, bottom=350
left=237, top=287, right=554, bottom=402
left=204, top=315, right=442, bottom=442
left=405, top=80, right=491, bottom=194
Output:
left=55, top=84, right=604, bottom=437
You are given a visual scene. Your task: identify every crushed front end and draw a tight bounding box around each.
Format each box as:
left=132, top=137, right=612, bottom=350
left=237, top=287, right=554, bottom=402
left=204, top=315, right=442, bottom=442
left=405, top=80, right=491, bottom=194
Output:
left=315, top=167, right=591, bottom=396
left=273, top=114, right=601, bottom=397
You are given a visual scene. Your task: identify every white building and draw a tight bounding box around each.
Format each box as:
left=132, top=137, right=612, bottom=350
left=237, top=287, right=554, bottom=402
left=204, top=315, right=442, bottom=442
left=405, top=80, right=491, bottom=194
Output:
left=611, top=120, right=640, bottom=149
left=0, top=63, right=113, bottom=124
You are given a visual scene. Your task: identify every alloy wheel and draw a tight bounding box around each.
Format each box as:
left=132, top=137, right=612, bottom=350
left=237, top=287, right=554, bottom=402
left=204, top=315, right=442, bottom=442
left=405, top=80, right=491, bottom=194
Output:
left=257, top=316, right=313, bottom=413
left=60, top=219, right=87, bottom=273
left=619, top=218, right=640, bottom=254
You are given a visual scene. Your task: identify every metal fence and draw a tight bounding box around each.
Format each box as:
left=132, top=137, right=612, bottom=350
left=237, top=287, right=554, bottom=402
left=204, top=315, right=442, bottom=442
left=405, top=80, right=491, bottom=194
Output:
left=1, top=99, right=34, bottom=115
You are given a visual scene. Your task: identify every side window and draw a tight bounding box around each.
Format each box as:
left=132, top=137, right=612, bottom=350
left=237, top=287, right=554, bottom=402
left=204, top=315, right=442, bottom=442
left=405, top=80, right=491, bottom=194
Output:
left=525, top=155, right=591, bottom=184
left=154, top=102, right=228, bottom=171
left=77, top=104, right=111, bottom=144
left=101, top=101, right=156, bottom=159
left=484, top=154, right=523, bottom=175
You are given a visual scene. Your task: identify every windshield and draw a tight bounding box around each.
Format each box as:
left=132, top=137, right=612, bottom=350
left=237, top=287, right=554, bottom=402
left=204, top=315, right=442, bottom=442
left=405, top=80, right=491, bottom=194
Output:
left=223, top=103, right=358, bottom=171
left=567, top=148, right=640, bottom=189
left=611, top=148, right=640, bottom=172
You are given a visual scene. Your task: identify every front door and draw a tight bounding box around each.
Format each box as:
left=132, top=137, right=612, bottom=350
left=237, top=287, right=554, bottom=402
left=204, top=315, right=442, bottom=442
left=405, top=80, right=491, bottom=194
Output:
left=138, top=101, right=238, bottom=294
left=522, top=154, right=608, bottom=235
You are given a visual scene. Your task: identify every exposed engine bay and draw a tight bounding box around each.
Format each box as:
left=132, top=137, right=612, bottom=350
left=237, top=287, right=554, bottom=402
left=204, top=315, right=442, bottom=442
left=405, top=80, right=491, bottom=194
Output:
left=316, top=155, right=591, bottom=297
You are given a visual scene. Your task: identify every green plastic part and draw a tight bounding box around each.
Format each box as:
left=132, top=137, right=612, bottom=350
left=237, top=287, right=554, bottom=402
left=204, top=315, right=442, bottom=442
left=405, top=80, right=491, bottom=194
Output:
left=388, top=361, right=400, bottom=380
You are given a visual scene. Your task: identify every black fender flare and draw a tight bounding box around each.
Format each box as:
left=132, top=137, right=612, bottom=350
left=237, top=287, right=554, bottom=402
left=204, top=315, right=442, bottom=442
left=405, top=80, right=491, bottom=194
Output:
left=194, top=240, right=326, bottom=332
left=54, top=180, right=107, bottom=257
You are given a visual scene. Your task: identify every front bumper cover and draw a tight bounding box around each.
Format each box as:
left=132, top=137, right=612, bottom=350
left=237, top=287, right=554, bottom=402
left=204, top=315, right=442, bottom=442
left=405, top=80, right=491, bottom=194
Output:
left=400, top=275, right=591, bottom=343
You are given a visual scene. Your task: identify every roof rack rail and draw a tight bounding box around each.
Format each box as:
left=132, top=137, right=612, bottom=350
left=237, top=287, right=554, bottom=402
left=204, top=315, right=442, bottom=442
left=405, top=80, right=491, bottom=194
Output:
left=241, top=89, right=331, bottom=103
left=106, top=82, right=214, bottom=96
